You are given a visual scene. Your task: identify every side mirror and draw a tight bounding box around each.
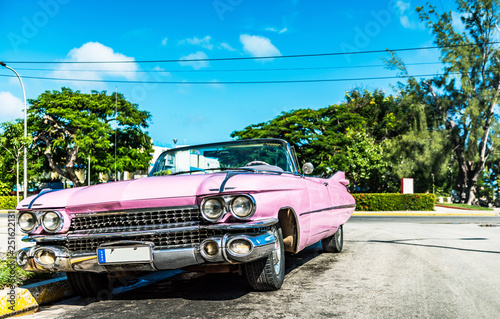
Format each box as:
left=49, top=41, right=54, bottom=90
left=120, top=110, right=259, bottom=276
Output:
left=302, top=163, right=314, bottom=175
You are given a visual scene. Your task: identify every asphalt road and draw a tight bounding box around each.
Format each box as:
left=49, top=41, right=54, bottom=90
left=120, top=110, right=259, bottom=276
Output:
left=25, top=216, right=500, bottom=319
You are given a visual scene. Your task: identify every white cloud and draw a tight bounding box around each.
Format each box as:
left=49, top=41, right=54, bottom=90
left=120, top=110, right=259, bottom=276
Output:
left=266, top=27, right=288, bottom=34
left=179, top=51, right=209, bottom=70
left=396, top=1, right=410, bottom=13
left=179, top=36, right=213, bottom=50
left=239, top=34, right=281, bottom=58
left=161, top=37, right=168, bottom=46
left=0, top=92, right=24, bottom=121
left=220, top=42, right=238, bottom=52
left=52, top=42, right=138, bottom=88
left=400, top=15, right=414, bottom=29
left=395, top=1, right=424, bottom=30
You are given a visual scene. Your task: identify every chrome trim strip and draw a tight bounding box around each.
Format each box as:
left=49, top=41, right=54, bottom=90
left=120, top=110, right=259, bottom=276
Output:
left=202, top=218, right=278, bottom=231
left=70, top=221, right=200, bottom=234
left=24, top=219, right=279, bottom=243
left=300, top=204, right=356, bottom=216
left=24, top=225, right=200, bottom=243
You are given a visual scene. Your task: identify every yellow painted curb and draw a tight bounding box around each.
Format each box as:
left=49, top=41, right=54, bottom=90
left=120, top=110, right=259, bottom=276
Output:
left=0, top=287, right=38, bottom=318
left=0, top=277, right=74, bottom=318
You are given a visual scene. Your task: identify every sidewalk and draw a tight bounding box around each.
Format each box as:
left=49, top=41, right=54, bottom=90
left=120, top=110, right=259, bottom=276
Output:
left=353, top=206, right=500, bottom=217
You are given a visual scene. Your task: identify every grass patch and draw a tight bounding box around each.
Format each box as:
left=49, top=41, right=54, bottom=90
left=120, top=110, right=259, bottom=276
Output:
left=436, top=203, right=494, bottom=211
left=0, top=255, right=54, bottom=288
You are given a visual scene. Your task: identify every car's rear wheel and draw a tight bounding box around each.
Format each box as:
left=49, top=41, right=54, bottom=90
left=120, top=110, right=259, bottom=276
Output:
left=244, top=225, right=285, bottom=291
left=66, top=272, right=112, bottom=299
left=322, top=224, right=343, bottom=253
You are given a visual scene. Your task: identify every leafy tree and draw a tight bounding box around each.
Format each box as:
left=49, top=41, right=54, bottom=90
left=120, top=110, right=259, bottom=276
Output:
left=386, top=0, right=500, bottom=204
left=343, top=89, right=412, bottom=142
left=0, top=120, right=32, bottom=198
left=28, top=88, right=153, bottom=187
left=383, top=103, right=455, bottom=194
left=231, top=100, right=391, bottom=191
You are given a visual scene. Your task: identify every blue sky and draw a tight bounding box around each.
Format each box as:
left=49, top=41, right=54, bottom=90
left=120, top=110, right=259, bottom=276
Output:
left=0, top=0, right=459, bottom=147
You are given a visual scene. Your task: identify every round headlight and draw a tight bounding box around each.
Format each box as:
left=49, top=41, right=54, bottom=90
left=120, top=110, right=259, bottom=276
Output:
left=230, top=196, right=255, bottom=219
left=18, top=212, right=37, bottom=232
left=201, top=198, right=224, bottom=222
left=42, top=211, right=62, bottom=232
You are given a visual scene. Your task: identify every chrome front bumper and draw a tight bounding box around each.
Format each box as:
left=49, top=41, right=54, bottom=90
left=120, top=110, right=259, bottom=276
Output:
left=17, top=219, right=278, bottom=273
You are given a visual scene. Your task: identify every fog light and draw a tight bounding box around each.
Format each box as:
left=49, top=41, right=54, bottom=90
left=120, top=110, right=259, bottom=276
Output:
left=228, top=239, right=252, bottom=256
left=35, top=249, right=56, bottom=265
left=203, top=241, right=219, bottom=256
left=201, top=240, right=220, bottom=260
left=17, top=250, right=29, bottom=266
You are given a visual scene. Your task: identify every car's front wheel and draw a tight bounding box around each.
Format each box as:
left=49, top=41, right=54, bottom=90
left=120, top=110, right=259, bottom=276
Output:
left=321, top=224, right=343, bottom=253
left=66, top=272, right=112, bottom=299
left=244, top=225, right=285, bottom=291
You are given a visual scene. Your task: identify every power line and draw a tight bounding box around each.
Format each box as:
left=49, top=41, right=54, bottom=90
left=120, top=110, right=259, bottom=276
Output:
left=0, top=72, right=443, bottom=85
left=2, top=43, right=495, bottom=64
left=8, top=62, right=442, bottom=73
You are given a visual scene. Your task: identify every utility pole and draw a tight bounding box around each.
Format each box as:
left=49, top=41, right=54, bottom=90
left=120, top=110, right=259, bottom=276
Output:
left=1, top=61, right=28, bottom=199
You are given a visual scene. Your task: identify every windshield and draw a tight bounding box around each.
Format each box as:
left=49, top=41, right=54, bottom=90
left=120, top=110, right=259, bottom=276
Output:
left=149, top=140, right=297, bottom=176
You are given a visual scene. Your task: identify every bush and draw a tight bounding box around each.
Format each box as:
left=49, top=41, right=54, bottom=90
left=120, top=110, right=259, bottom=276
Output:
left=0, top=196, right=18, bottom=210
left=0, top=255, right=53, bottom=288
left=353, top=193, right=435, bottom=211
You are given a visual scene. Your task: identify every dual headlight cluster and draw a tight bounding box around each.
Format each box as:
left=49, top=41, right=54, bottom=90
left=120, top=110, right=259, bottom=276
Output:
left=18, top=211, right=64, bottom=234
left=201, top=195, right=256, bottom=222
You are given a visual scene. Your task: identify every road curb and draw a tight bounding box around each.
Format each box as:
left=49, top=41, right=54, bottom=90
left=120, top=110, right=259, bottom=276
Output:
left=0, top=277, right=74, bottom=318
left=353, top=211, right=498, bottom=216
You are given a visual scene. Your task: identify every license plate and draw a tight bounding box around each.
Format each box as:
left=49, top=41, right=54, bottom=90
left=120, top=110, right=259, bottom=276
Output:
left=97, top=245, right=152, bottom=264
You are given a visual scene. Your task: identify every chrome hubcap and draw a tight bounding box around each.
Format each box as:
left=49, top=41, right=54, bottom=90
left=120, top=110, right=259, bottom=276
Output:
left=336, top=226, right=342, bottom=246
left=272, top=229, right=282, bottom=274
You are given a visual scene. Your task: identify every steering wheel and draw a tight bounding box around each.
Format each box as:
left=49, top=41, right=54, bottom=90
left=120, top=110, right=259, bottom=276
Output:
left=245, top=160, right=271, bottom=166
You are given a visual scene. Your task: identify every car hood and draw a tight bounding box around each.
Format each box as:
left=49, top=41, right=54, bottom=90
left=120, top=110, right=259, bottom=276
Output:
left=17, top=172, right=303, bottom=213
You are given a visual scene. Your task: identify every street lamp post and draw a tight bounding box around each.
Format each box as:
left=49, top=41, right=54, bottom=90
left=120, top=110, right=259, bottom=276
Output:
left=0, top=61, right=28, bottom=200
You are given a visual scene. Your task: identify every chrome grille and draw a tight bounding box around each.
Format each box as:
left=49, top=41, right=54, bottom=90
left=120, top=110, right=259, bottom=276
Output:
left=66, top=229, right=222, bottom=253
left=70, top=206, right=200, bottom=231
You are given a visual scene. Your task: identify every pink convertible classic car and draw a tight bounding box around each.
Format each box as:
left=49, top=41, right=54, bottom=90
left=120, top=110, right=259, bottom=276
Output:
left=16, top=139, right=355, bottom=296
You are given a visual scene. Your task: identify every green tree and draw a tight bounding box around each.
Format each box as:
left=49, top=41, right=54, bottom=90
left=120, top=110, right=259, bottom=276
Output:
left=231, top=100, right=390, bottom=191
left=0, top=120, right=32, bottom=199
left=28, top=88, right=153, bottom=187
left=387, top=0, right=500, bottom=204
left=343, top=89, right=412, bottom=142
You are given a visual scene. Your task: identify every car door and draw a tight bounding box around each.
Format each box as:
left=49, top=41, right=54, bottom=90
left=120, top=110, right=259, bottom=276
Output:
left=303, top=177, right=333, bottom=245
